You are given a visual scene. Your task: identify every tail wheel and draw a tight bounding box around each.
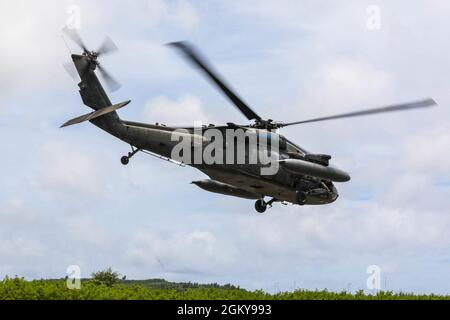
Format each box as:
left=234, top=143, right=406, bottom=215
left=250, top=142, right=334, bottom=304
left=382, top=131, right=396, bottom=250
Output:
left=120, top=156, right=129, bottom=165
left=255, top=199, right=267, bottom=213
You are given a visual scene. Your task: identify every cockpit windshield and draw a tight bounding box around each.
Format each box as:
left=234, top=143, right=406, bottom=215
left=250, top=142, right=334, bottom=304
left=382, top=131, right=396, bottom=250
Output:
left=283, top=136, right=308, bottom=156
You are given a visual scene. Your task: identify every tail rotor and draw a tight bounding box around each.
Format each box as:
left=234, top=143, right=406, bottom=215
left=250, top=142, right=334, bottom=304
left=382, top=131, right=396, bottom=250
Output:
left=62, top=27, right=121, bottom=92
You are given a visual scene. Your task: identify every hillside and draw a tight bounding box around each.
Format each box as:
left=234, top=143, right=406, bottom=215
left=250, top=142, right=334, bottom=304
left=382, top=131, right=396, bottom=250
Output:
left=119, top=278, right=241, bottom=291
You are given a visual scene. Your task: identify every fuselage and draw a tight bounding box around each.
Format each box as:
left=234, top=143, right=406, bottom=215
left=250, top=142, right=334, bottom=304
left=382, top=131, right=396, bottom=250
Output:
left=71, top=52, right=347, bottom=206
left=104, top=119, right=343, bottom=205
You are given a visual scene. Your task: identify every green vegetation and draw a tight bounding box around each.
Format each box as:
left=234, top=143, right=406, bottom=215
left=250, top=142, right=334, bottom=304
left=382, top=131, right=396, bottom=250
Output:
left=91, top=267, right=122, bottom=288
left=0, top=276, right=448, bottom=300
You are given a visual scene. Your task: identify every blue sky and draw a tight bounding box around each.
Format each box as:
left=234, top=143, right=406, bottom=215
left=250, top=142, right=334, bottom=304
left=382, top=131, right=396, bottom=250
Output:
left=0, top=0, right=449, bottom=294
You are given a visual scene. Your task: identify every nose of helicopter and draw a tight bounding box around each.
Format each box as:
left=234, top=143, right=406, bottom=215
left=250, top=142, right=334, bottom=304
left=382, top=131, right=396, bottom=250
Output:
left=333, top=167, right=351, bottom=182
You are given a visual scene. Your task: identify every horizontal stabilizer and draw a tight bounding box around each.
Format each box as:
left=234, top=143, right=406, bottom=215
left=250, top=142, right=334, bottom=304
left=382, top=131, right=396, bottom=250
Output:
left=60, top=100, right=130, bottom=128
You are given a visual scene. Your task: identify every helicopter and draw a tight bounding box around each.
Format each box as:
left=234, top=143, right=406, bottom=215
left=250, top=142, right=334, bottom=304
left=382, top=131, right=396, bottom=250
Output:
left=61, top=28, right=437, bottom=213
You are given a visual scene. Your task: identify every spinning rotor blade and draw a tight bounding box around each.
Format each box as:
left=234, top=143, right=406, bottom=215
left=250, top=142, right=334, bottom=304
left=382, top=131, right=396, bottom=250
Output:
left=279, top=98, right=437, bottom=127
left=96, top=37, right=120, bottom=91
left=63, top=61, right=78, bottom=80
left=62, top=28, right=121, bottom=92
left=97, top=64, right=121, bottom=92
left=97, top=36, right=118, bottom=56
left=168, top=41, right=262, bottom=121
left=62, top=27, right=88, bottom=52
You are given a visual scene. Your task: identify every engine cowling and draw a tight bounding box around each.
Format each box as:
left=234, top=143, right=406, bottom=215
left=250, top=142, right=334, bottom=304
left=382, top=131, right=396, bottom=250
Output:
left=279, top=158, right=350, bottom=182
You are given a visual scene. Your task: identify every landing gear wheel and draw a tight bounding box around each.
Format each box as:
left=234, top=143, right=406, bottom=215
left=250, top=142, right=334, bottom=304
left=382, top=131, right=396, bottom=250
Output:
left=296, top=191, right=307, bottom=205
left=121, top=156, right=129, bottom=165
left=255, top=199, right=267, bottom=213
left=121, top=146, right=141, bottom=166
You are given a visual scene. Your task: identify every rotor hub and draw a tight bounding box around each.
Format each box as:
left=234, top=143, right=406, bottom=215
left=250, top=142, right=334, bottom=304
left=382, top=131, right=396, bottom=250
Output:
left=252, top=119, right=284, bottom=130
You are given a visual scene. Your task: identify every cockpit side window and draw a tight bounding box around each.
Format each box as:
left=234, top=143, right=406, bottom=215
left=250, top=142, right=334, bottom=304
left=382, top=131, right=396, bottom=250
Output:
left=285, top=138, right=307, bottom=156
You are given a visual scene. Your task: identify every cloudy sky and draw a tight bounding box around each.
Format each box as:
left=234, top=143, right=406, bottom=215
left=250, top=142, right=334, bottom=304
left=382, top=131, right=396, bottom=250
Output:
left=0, top=0, right=449, bottom=294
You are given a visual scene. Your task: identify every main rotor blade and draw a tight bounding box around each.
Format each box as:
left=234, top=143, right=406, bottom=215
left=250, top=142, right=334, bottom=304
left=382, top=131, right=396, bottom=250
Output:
left=97, top=36, right=118, bottom=56
left=97, top=64, right=121, bottom=92
left=62, top=27, right=88, bottom=52
left=279, top=98, right=437, bottom=127
left=168, top=41, right=262, bottom=121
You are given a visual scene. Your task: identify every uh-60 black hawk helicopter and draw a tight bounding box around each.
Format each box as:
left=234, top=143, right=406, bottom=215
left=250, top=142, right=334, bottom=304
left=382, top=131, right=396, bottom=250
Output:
left=61, top=29, right=437, bottom=213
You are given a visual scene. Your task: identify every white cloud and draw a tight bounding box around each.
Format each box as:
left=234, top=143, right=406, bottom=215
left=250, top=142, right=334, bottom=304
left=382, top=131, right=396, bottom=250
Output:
left=127, top=229, right=236, bottom=275
left=0, top=196, right=38, bottom=225
left=146, top=0, right=199, bottom=30
left=226, top=0, right=332, bottom=30
left=0, top=238, right=47, bottom=261
left=306, top=59, right=394, bottom=112
left=143, top=95, right=213, bottom=125
left=35, top=142, right=110, bottom=199
left=172, top=0, right=199, bottom=30
left=404, top=127, right=450, bottom=177
left=65, top=216, right=111, bottom=247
